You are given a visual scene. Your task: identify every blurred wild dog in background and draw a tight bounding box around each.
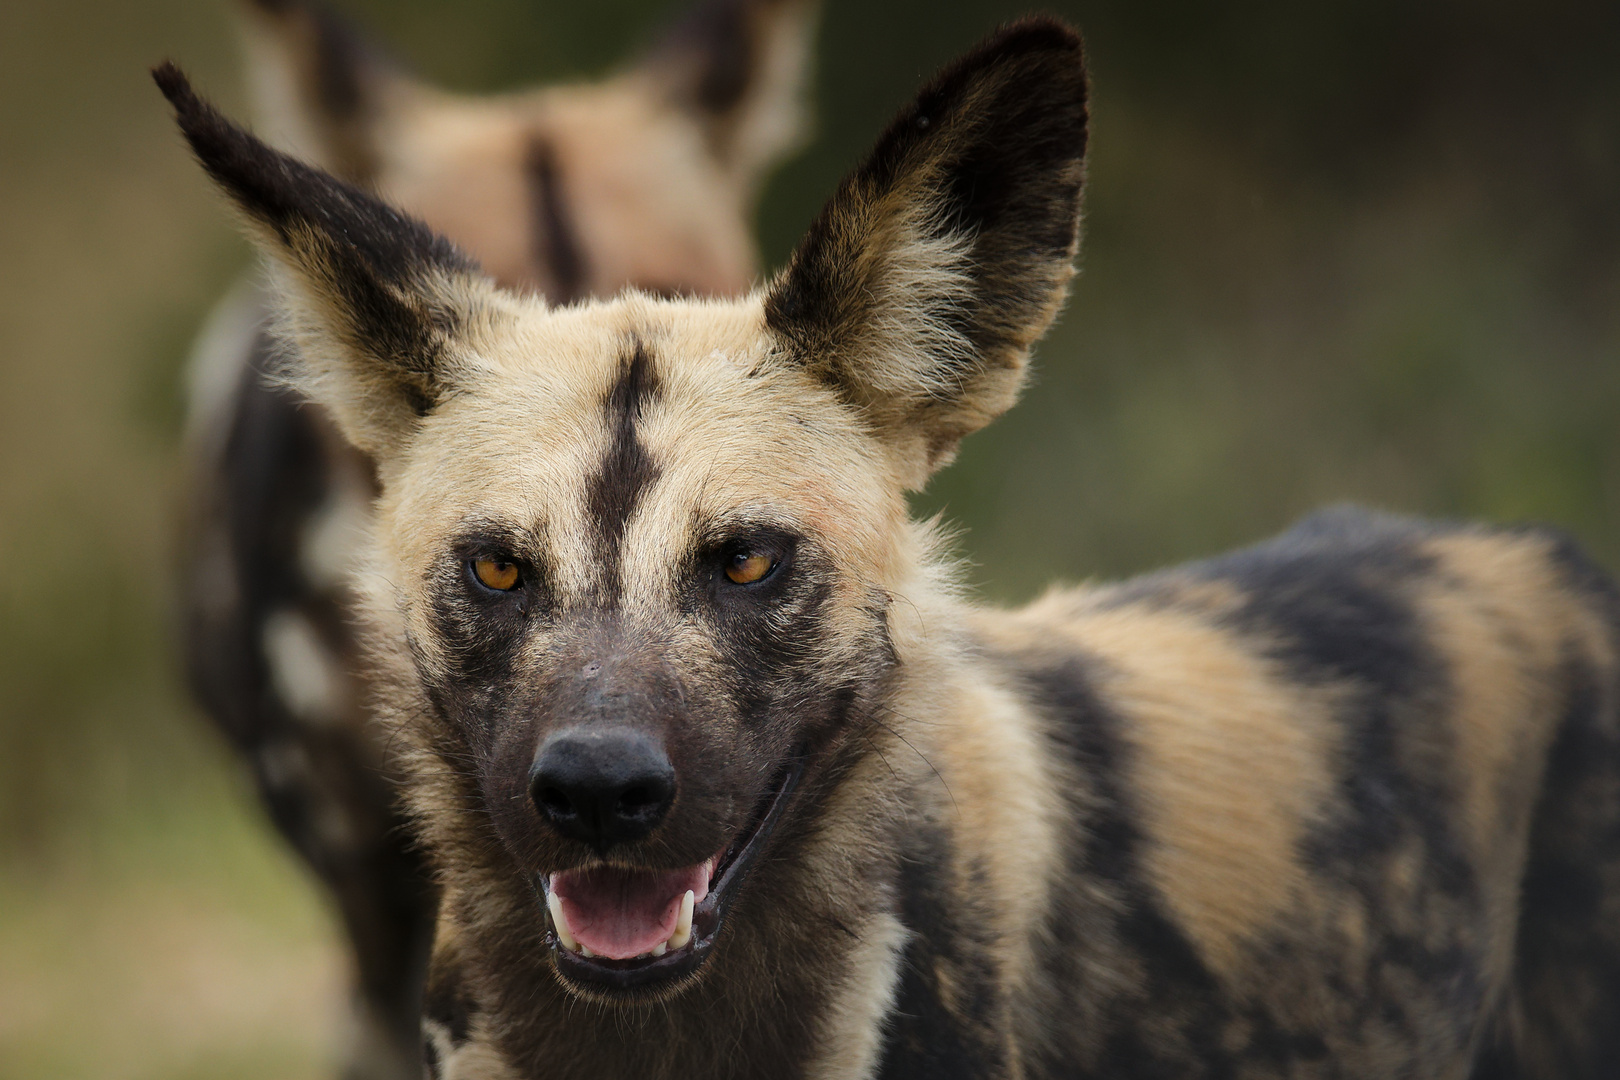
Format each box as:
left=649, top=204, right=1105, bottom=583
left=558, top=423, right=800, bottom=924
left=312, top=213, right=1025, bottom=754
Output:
left=166, top=12, right=1620, bottom=1080
left=178, top=0, right=816, bottom=1076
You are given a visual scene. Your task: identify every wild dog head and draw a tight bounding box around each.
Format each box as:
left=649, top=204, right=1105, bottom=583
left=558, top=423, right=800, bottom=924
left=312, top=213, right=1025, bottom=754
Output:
left=157, top=17, right=1087, bottom=1002
left=238, top=0, right=817, bottom=298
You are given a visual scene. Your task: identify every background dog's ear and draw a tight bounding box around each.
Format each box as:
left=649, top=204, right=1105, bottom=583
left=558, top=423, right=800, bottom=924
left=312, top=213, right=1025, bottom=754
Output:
left=156, top=63, right=494, bottom=464
left=642, top=0, right=819, bottom=194
left=765, top=19, right=1087, bottom=489
left=237, top=0, right=413, bottom=184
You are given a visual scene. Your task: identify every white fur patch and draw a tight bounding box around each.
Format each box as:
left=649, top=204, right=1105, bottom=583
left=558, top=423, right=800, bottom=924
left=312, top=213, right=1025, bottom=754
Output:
left=301, top=468, right=374, bottom=592
left=806, top=911, right=909, bottom=1080
left=262, top=607, right=344, bottom=726
left=183, top=274, right=268, bottom=450
left=424, top=1016, right=522, bottom=1080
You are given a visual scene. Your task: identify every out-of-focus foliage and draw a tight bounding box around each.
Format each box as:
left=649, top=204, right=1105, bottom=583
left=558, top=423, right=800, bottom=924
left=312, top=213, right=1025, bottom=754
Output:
left=1, top=0, right=1617, bottom=1074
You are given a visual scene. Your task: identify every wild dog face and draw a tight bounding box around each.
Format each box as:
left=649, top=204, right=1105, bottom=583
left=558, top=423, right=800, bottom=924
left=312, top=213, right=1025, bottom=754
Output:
left=158, top=17, right=1087, bottom=1002
left=240, top=0, right=817, bottom=298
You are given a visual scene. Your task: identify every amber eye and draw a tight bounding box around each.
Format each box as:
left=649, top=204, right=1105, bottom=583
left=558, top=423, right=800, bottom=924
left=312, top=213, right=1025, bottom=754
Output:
left=724, top=552, right=775, bottom=585
left=472, top=556, right=521, bottom=591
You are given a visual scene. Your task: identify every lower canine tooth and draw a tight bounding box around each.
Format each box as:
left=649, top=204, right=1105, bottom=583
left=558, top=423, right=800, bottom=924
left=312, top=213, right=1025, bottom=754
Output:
left=668, top=889, right=695, bottom=951
left=652, top=942, right=667, bottom=957
left=546, top=890, right=579, bottom=953
left=580, top=945, right=595, bottom=958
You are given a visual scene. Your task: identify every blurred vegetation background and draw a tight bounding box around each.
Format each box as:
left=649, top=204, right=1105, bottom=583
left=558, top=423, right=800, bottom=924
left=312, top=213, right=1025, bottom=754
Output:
left=2, top=0, right=1617, bottom=1075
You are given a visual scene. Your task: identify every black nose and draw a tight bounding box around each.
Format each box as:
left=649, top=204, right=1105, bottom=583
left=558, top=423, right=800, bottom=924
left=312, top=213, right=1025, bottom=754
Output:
left=529, top=727, right=676, bottom=851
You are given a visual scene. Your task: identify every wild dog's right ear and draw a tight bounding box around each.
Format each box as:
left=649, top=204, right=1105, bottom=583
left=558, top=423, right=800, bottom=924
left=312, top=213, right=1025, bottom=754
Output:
left=642, top=0, right=819, bottom=191
left=155, top=63, right=493, bottom=463
left=237, top=0, right=412, bottom=183
left=765, top=19, right=1087, bottom=489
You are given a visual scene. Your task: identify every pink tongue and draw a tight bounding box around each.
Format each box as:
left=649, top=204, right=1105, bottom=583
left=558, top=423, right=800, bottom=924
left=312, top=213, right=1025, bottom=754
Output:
left=551, top=863, right=711, bottom=960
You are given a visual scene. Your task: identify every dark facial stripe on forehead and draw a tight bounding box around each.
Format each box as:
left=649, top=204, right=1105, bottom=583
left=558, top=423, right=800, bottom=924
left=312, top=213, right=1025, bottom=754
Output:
left=586, top=341, right=662, bottom=597
left=525, top=137, right=588, bottom=305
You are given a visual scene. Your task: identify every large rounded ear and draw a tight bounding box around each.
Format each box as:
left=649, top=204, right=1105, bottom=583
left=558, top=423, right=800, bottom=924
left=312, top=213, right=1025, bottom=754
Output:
left=765, top=19, right=1087, bottom=489
left=237, top=0, right=416, bottom=184
left=640, top=0, right=819, bottom=194
left=155, top=64, right=497, bottom=465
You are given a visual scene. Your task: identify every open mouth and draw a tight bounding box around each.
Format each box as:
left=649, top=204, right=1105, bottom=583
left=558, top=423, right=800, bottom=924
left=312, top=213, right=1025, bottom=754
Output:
left=536, top=756, right=804, bottom=994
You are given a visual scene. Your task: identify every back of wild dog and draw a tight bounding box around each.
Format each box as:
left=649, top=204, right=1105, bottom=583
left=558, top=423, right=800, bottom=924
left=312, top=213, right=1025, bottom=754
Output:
left=972, top=508, right=1620, bottom=1077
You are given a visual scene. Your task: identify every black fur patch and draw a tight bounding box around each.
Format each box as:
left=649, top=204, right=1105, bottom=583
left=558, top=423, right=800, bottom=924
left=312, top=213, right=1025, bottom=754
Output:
left=877, top=829, right=1006, bottom=1079
left=421, top=527, right=542, bottom=734
left=1012, top=654, right=1240, bottom=1076
left=154, top=64, right=475, bottom=415
left=423, top=958, right=477, bottom=1048
left=701, top=529, right=820, bottom=707
left=585, top=342, right=663, bottom=597
left=526, top=137, right=587, bottom=304
left=1488, top=648, right=1620, bottom=1076
left=302, top=1, right=373, bottom=123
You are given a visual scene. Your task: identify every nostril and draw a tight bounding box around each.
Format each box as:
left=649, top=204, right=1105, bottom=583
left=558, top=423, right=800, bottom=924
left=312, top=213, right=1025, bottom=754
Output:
left=536, top=785, right=575, bottom=818
left=617, top=779, right=671, bottom=818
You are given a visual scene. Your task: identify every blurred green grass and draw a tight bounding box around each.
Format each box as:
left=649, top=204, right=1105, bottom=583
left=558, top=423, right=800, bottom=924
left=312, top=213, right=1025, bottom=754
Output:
left=2, top=0, right=1618, bottom=1074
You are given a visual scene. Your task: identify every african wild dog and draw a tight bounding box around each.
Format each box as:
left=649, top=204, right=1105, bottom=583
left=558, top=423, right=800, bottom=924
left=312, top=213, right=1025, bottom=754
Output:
left=160, top=15, right=1620, bottom=1080
left=179, top=0, right=815, bottom=1076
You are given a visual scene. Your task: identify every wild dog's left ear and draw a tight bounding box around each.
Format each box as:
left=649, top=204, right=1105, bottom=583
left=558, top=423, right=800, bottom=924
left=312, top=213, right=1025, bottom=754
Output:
left=641, top=0, right=819, bottom=191
left=155, top=63, right=495, bottom=464
left=765, top=19, right=1087, bottom=488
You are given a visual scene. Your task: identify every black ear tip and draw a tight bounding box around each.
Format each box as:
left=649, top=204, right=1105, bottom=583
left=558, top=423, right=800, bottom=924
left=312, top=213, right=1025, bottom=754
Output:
left=152, top=61, right=271, bottom=209
left=981, top=15, right=1086, bottom=73
left=998, top=15, right=1083, bottom=49
left=151, top=60, right=193, bottom=108
left=151, top=61, right=222, bottom=136
left=151, top=62, right=230, bottom=151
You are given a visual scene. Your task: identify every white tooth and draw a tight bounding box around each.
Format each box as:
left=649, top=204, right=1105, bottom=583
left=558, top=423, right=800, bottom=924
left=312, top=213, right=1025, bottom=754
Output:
left=668, top=889, right=695, bottom=951
left=580, top=945, right=595, bottom=958
left=546, top=890, right=579, bottom=953
left=652, top=942, right=667, bottom=957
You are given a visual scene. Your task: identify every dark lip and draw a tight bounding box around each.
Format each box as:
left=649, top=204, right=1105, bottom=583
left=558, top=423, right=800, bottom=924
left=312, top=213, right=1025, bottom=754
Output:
left=537, top=753, right=805, bottom=996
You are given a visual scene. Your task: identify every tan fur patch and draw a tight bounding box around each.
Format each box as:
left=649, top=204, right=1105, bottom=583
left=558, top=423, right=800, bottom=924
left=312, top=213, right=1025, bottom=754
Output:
left=1418, top=537, right=1564, bottom=863
left=930, top=661, right=1069, bottom=1005
left=1060, top=597, right=1342, bottom=980
left=1416, top=531, right=1619, bottom=993
left=1421, top=531, right=1617, bottom=851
